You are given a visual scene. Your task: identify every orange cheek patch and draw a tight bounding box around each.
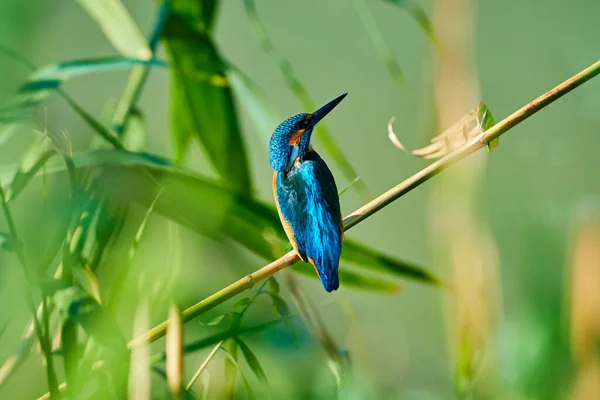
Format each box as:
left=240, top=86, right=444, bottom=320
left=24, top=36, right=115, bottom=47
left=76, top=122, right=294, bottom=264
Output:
left=289, top=129, right=305, bottom=145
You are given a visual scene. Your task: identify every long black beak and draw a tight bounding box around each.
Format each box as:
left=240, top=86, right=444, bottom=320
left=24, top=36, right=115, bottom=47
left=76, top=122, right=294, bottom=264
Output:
left=310, top=93, right=347, bottom=126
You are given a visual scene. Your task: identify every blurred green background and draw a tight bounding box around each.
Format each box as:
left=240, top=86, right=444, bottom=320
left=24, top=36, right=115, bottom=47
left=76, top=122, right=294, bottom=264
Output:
left=1, top=0, right=599, bottom=399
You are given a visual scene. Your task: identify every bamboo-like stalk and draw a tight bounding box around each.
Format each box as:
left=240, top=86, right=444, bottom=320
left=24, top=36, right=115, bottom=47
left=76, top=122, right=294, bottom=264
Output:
left=127, top=59, right=600, bottom=348
left=185, top=340, right=223, bottom=392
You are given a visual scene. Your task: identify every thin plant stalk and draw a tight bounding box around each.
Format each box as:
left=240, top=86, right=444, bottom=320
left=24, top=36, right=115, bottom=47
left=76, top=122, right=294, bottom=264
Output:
left=186, top=340, right=224, bottom=391
left=112, top=0, right=171, bottom=134
left=129, top=59, right=600, bottom=347
left=0, top=185, right=59, bottom=398
left=242, top=0, right=369, bottom=200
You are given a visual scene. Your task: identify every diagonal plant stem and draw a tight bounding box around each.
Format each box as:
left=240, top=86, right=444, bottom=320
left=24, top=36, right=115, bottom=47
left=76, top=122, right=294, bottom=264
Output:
left=353, top=0, right=405, bottom=88
left=127, top=59, right=600, bottom=348
left=112, top=0, right=171, bottom=134
left=185, top=339, right=223, bottom=391
left=242, top=0, right=370, bottom=200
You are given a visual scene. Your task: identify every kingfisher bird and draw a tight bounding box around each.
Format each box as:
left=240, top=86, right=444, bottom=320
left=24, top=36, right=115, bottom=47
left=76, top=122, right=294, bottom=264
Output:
left=269, top=93, right=347, bottom=292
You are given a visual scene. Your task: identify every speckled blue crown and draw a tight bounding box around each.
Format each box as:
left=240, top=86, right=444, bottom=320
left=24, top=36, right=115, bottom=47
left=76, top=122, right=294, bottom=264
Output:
left=269, top=113, right=308, bottom=171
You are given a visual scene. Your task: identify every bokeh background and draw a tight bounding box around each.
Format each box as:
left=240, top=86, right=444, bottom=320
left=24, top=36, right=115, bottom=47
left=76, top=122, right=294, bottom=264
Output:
left=1, top=0, right=600, bottom=399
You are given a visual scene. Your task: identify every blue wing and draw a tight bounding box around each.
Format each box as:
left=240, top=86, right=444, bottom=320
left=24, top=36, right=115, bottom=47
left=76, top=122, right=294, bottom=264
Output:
left=274, top=150, right=342, bottom=292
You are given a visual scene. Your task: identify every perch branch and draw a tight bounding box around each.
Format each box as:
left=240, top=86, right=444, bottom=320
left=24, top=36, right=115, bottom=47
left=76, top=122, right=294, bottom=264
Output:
left=126, top=59, right=599, bottom=346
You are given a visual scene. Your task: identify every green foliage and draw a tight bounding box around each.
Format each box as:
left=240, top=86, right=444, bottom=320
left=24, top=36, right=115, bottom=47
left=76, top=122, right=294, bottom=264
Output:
left=77, top=0, right=152, bottom=60
left=242, top=0, right=369, bottom=199
left=235, top=337, right=269, bottom=386
left=163, top=0, right=252, bottom=192
left=1, top=1, right=594, bottom=399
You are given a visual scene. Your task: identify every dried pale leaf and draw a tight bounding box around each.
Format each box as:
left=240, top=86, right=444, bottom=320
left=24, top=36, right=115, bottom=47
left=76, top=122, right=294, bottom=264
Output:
left=166, top=303, right=183, bottom=396
left=389, top=102, right=496, bottom=159
left=128, top=297, right=150, bottom=400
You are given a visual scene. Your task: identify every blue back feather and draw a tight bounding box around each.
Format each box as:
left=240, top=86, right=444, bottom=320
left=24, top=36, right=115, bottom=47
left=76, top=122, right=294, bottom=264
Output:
left=276, top=151, right=342, bottom=291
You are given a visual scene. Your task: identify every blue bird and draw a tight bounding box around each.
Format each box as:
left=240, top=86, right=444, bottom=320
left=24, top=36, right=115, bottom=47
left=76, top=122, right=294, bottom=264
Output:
left=269, top=93, right=347, bottom=292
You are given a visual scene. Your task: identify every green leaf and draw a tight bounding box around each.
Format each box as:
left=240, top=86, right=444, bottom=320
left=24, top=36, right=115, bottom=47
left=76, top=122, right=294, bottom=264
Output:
left=198, top=314, right=230, bottom=327
left=3, top=138, right=55, bottom=204
left=77, top=0, right=152, bottom=60
left=234, top=338, right=269, bottom=386
left=263, top=279, right=290, bottom=319
left=338, top=177, right=362, bottom=197
left=163, top=1, right=252, bottom=192
left=267, top=277, right=279, bottom=297
left=0, top=57, right=164, bottom=128
left=267, top=292, right=290, bottom=319
left=52, top=287, right=126, bottom=350
left=35, top=278, right=72, bottom=297
left=293, top=262, right=400, bottom=293
left=353, top=0, right=405, bottom=87
left=341, top=240, right=441, bottom=285
left=0, top=232, right=14, bottom=252
left=170, top=77, right=194, bottom=164
left=220, top=346, right=256, bottom=400
left=227, top=67, right=281, bottom=143
left=477, top=102, right=498, bottom=152
left=379, top=0, right=438, bottom=46
left=121, top=108, right=147, bottom=152
left=223, top=339, right=240, bottom=400
left=112, top=0, right=172, bottom=134
left=242, top=0, right=367, bottom=199
left=232, top=298, right=251, bottom=311
left=41, top=150, right=440, bottom=289
left=90, top=200, right=128, bottom=272
left=153, top=317, right=291, bottom=362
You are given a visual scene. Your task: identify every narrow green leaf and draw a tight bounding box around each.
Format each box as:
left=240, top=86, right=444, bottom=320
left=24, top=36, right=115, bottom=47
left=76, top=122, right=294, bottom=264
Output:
left=267, top=277, right=279, bottom=297
left=270, top=293, right=290, bottom=319
left=77, top=0, right=152, bottom=60
left=170, top=76, right=194, bottom=164
left=353, top=0, right=405, bottom=87
left=40, top=150, right=440, bottom=288
left=122, top=108, right=148, bottom=154
left=153, top=317, right=291, bottom=362
left=477, top=102, right=498, bottom=151
left=90, top=199, right=128, bottom=272
left=113, top=0, right=172, bottom=134
left=341, top=240, right=441, bottom=285
left=261, top=282, right=290, bottom=319
left=338, top=176, right=362, bottom=197
left=234, top=338, right=268, bottom=386
left=227, top=67, right=280, bottom=143
left=233, top=298, right=251, bottom=311
left=223, top=339, right=240, bottom=400
left=198, top=314, right=229, bottom=327
left=163, top=1, right=252, bottom=192
left=379, top=0, right=438, bottom=46
left=52, top=287, right=126, bottom=350
left=34, top=278, right=72, bottom=297
left=242, top=0, right=367, bottom=199
left=293, top=262, right=400, bottom=293
left=3, top=140, right=55, bottom=204
left=0, top=232, right=14, bottom=252
left=0, top=57, right=164, bottom=130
